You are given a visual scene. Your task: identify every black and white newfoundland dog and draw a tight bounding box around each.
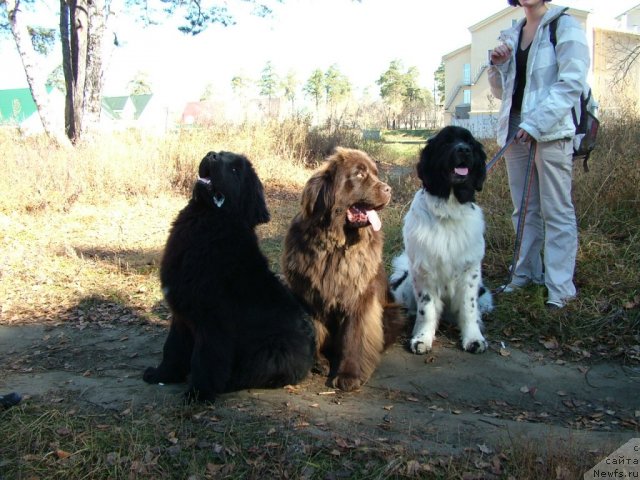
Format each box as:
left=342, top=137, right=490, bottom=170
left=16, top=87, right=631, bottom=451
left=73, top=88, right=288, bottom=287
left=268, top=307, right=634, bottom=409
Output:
left=144, top=151, right=315, bottom=402
left=390, top=126, right=493, bottom=355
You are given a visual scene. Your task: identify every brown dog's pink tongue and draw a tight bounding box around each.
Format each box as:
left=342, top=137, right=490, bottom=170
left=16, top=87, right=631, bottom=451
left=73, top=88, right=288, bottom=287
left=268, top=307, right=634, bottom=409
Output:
left=366, top=210, right=381, bottom=231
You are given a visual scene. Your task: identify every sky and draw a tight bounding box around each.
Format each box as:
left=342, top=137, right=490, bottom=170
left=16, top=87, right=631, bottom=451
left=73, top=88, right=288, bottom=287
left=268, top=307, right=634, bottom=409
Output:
left=1, top=0, right=638, bottom=107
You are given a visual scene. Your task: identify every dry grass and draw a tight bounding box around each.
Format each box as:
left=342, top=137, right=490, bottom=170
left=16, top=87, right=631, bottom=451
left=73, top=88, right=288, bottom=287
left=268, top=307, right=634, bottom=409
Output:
left=478, top=111, right=640, bottom=363
left=1, top=116, right=637, bottom=350
left=0, top=399, right=608, bottom=479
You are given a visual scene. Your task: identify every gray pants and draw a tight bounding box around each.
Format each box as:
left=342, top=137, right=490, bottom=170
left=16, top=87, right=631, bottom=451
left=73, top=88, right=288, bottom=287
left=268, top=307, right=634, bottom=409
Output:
left=505, top=114, right=577, bottom=305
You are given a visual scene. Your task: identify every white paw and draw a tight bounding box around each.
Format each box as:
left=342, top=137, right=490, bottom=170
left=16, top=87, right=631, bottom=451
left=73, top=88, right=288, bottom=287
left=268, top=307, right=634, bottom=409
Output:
left=410, top=335, right=433, bottom=355
left=461, top=335, right=488, bottom=354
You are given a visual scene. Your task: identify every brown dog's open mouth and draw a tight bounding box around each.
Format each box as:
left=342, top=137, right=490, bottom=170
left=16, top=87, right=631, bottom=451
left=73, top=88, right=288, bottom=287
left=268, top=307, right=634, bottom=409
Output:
left=347, top=204, right=382, bottom=231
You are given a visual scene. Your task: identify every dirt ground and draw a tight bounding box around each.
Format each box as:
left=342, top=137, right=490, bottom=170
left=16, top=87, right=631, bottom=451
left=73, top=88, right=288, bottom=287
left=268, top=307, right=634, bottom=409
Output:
left=1, top=319, right=638, bottom=457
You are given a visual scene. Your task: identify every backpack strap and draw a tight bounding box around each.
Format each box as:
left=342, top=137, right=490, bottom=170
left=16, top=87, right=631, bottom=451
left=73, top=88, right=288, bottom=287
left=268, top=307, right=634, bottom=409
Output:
left=550, top=16, right=559, bottom=47
left=549, top=10, right=569, bottom=47
left=550, top=11, right=581, bottom=131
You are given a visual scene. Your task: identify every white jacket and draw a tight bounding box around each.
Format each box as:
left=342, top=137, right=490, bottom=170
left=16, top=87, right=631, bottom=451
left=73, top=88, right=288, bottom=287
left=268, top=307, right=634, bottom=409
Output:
left=488, top=7, right=590, bottom=146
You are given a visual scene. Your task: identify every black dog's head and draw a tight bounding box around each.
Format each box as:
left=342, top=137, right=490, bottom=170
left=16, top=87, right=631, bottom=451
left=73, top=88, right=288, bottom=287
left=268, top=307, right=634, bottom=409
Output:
left=193, top=151, right=270, bottom=227
left=417, top=126, right=486, bottom=204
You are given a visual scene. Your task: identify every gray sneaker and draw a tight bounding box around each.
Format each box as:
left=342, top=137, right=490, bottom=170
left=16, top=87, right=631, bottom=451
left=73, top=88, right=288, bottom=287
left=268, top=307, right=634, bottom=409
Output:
left=545, top=300, right=564, bottom=310
left=499, top=283, right=525, bottom=293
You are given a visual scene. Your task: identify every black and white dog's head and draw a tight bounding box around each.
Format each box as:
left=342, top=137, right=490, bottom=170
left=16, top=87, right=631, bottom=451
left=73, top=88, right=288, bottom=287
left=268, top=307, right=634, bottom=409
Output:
left=417, top=126, right=487, bottom=204
left=194, top=151, right=270, bottom=227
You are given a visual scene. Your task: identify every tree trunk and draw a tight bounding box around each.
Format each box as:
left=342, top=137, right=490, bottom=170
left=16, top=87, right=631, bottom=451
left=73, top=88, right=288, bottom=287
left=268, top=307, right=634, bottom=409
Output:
left=6, top=0, right=71, bottom=147
left=60, top=0, right=86, bottom=143
left=60, top=0, right=106, bottom=143
left=83, top=0, right=106, bottom=136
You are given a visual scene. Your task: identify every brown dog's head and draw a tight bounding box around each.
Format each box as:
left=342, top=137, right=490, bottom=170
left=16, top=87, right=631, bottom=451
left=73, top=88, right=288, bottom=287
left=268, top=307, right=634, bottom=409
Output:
left=300, top=147, right=391, bottom=232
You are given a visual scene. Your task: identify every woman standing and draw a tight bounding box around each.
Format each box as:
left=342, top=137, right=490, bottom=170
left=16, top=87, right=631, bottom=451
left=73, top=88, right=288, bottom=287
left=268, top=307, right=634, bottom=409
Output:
left=488, top=0, right=590, bottom=309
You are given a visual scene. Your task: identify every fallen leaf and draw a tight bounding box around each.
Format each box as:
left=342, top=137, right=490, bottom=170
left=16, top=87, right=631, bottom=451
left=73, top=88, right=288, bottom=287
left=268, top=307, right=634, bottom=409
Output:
left=540, top=337, right=559, bottom=350
left=55, top=450, right=72, bottom=459
left=623, top=295, right=640, bottom=310
left=406, top=459, right=422, bottom=476
left=335, top=437, right=349, bottom=449
left=206, top=463, right=223, bottom=474
left=499, top=348, right=511, bottom=357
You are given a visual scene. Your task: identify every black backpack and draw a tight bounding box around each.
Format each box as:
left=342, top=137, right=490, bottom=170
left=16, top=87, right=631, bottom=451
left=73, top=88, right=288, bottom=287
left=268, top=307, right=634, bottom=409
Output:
left=550, top=13, right=600, bottom=172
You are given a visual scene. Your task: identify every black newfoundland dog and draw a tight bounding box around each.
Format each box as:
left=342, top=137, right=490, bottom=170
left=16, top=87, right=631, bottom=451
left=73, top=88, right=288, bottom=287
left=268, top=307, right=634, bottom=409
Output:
left=144, top=151, right=315, bottom=402
left=390, top=126, right=493, bottom=355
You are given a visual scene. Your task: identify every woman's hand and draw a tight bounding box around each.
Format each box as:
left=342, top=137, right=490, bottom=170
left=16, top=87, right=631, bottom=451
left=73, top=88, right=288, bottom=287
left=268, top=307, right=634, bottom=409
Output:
left=490, top=43, right=512, bottom=65
left=515, top=128, right=532, bottom=143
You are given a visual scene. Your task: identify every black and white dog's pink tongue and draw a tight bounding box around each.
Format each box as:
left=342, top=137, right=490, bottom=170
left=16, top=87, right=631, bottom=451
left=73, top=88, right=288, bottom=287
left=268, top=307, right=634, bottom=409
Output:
left=454, top=167, right=469, bottom=176
left=366, top=209, right=382, bottom=232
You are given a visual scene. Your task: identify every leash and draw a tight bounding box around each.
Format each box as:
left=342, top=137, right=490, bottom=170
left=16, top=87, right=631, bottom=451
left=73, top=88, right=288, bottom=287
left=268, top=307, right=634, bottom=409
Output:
left=486, top=133, right=516, bottom=174
left=487, top=136, right=537, bottom=294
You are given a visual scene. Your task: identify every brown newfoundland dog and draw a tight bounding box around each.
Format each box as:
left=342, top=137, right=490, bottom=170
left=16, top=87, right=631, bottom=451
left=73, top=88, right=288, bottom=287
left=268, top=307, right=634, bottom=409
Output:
left=282, top=147, right=405, bottom=392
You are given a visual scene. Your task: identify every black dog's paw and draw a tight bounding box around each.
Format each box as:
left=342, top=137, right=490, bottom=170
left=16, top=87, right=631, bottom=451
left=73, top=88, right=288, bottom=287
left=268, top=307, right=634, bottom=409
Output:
left=143, top=367, right=160, bottom=384
left=143, top=366, right=187, bottom=384
left=312, top=356, right=331, bottom=376
left=0, top=392, right=22, bottom=410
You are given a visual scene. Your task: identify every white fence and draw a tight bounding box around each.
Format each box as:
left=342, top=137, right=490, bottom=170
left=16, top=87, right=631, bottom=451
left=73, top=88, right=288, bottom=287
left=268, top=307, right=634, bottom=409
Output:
left=450, top=113, right=498, bottom=140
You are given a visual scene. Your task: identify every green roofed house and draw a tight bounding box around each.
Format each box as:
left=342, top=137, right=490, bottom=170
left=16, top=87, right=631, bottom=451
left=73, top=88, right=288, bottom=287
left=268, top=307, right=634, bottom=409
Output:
left=0, top=86, right=65, bottom=135
left=101, top=93, right=168, bottom=132
left=130, top=94, right=152, bottom=120
left=0, top=87, right=39, bottom=124
left=1, top=88, right=169, bottom=135
left=101, top=95, right=135, bottom=121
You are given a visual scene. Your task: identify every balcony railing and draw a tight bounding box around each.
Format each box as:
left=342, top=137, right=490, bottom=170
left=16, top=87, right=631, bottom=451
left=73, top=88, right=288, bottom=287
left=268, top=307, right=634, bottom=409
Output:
left=444, top=63, right=489, bottom=110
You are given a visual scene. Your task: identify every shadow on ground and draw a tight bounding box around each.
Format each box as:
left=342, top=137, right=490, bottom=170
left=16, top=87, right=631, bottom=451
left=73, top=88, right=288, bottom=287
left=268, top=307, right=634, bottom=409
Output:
left=1, top=318, right=638, bottom=456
